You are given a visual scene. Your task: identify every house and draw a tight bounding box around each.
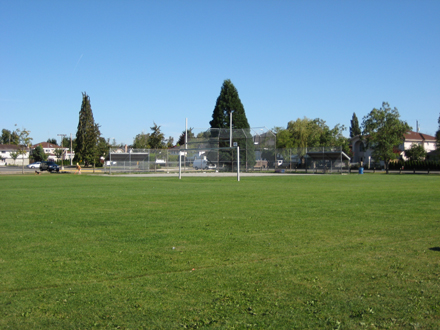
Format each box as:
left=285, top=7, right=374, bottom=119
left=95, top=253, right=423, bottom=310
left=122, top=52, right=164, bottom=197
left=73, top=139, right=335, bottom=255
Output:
left=31, top=142, right=70, bottom=162
left=350, top=131, right=437, bottom=164
left=400, top=132, right=436, bottom=160
left=0, top=144, right=30, bottom=166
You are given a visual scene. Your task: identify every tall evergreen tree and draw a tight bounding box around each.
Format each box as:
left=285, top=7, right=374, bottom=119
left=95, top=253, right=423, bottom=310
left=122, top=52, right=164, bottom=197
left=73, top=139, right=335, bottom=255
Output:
left=436, top=113, right=440, bottom=148
left=209, top=79, right=255, bottom=168
left=74, top=92, right=101, bottom=166
left=350, top=113, right=361, bottom=137
left=209, top=79, right=250, bottom=129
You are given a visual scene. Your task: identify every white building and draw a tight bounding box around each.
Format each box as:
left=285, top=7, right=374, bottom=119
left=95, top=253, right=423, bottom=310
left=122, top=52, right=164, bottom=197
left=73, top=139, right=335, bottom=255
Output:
left=31, top=142, right=70, bottom=162
left=351, top=131, right=437, bottom=164
left=0, top=144, right=30, bottom=166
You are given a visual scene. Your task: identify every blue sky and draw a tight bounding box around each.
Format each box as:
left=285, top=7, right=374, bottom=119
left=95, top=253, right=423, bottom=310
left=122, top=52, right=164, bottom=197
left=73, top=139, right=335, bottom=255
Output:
left=1, top=0, right=439, bottom=146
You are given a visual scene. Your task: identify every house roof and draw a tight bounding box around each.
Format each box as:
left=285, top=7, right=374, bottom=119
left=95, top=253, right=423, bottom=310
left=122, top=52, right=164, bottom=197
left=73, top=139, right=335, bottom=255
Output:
left=31, top=142, right=65, bottom=149
left=403, top=131, right=436, bottom=141
left=350, top=131, right=436, bottom=143
left=0, top=144, right=20, bottom=151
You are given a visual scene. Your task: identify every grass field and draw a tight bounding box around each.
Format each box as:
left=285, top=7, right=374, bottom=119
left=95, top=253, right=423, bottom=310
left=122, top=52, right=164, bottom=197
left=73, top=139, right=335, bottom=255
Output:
left=1, top=173, right=440, bottom=329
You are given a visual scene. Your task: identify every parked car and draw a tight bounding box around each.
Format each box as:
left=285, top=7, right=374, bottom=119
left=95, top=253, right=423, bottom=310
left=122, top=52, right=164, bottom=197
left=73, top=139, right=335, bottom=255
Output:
left=40, top=161, right=60, bottom=173
left=27, top=162, right=41, bottom=169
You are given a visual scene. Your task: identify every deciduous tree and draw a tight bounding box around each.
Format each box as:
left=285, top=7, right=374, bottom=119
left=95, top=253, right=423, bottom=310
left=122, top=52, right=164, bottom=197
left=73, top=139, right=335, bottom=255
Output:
left=10, top=151, right=19, bottom=165
left=54, top=148, right=65, bottom=161
left=32, top=145, right=48, bottom=162
left=277, top=117, right=347, bottom=150
left=133, top=132, right=151, bottom=149
left=1, top=129, right=19, bottom=144
left=15, top=127, right=33, bottom=173
left=362, top=102, right=411, bottom=174
left=404, top=144, right=426, bottom=161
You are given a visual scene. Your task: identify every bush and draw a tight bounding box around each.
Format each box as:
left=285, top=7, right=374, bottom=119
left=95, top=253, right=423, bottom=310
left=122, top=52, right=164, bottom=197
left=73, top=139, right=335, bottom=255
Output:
left=400, top=160, right=440, bottom=171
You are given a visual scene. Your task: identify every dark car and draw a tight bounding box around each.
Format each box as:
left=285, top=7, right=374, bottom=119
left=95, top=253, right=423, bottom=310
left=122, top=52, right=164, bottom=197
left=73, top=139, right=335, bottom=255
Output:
left=40, top=161, right=60, bottom=173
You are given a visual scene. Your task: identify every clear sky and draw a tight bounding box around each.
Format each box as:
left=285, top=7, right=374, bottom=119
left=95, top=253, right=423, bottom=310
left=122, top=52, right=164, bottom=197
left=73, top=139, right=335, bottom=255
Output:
left=1, top=0, right=439, bottom=146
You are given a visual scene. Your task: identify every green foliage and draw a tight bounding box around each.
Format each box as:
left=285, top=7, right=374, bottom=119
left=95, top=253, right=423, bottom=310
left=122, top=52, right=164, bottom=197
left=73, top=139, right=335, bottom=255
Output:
left=1, top=128, right=19, bottom=144
left=362, top=102, right=411, bottom=173
left=209, top=79, right=255, bottom=167
left=47, top=138, right=57, bottom=145
left=132, top=124, right=167, bottom=149
left=74, top=92, right=102, bottom=166
left=389, top=159, right=440, bottom=171
left=1, top=175, right=440, bottom=329
left=96, top=137, right=109, bottom=159
left=276, top=117, right=348, bottom=157
left=436, top=113, right=440, bottom=148
left=404, top=143, right=427, bottom=161
left=15, top=127, right=33, bottom=173
left=350, top=112, right=361, bottom=137
left=148, top=122, right=166, bottom=149
left=209, top=79, right=251, bottom=130
left=61, top=137, right=71, bottom=148
left=176, top=127, right=195, bottom=147
left=9, top=151, right=19, bottom=164
left=166, top=136, right=174, bottom=148
left=31, top=145, right=48, bottom=162
left=53, top=148, right=64, bottom=160
left=132, top=132, right=150, bottom=149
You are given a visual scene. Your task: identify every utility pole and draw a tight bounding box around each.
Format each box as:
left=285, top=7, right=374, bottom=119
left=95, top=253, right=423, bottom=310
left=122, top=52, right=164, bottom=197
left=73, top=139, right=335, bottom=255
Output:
left=57, top=134, right=67, bottom=170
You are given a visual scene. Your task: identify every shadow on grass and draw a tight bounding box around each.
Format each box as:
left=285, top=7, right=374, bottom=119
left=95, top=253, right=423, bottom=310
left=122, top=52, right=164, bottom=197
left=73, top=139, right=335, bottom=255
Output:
left=429, top=247, right=440, bottom=252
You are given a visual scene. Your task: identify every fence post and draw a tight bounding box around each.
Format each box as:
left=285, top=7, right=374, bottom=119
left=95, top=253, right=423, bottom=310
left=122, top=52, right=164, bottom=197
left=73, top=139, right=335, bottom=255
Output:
left=109, top=147, right=111, bottom=175
left=237, top=146, right=240, bottom=182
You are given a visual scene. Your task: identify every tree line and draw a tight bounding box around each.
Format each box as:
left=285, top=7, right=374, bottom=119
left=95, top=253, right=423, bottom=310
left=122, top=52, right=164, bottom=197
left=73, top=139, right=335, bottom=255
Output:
left=2, top=80, right=440, bottom=169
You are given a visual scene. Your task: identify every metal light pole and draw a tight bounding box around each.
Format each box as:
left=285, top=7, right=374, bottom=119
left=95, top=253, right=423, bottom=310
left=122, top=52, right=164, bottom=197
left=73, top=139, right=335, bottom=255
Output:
left=230, top=111, right=233, bottom=147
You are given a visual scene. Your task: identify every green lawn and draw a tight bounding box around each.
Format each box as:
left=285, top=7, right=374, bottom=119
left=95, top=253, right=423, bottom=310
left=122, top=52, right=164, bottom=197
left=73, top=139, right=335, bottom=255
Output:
left=1, top=174, right=440, bottom=329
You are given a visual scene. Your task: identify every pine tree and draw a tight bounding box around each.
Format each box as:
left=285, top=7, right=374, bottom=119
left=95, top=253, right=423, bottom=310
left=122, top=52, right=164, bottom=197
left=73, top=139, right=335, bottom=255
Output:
left=350, top=113, right=361, bottom=138
left=436, top=112, right=440, bottom=148
left=210, top=79, right=250, bottom=129
left=75, top=92, right=101, bottom=166
left=209, top=79, right=255, bottom=168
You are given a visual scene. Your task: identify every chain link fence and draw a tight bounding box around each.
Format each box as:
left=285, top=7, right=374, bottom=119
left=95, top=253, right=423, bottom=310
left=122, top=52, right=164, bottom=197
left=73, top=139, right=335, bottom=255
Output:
left=104, top=145, right=350, bottom=174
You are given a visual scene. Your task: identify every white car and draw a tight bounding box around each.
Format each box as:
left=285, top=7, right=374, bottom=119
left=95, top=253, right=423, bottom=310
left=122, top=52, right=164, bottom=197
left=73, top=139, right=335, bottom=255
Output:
left=193, top=158, right=216, bottom=170
left=27, top=162, right=41, bottom=169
